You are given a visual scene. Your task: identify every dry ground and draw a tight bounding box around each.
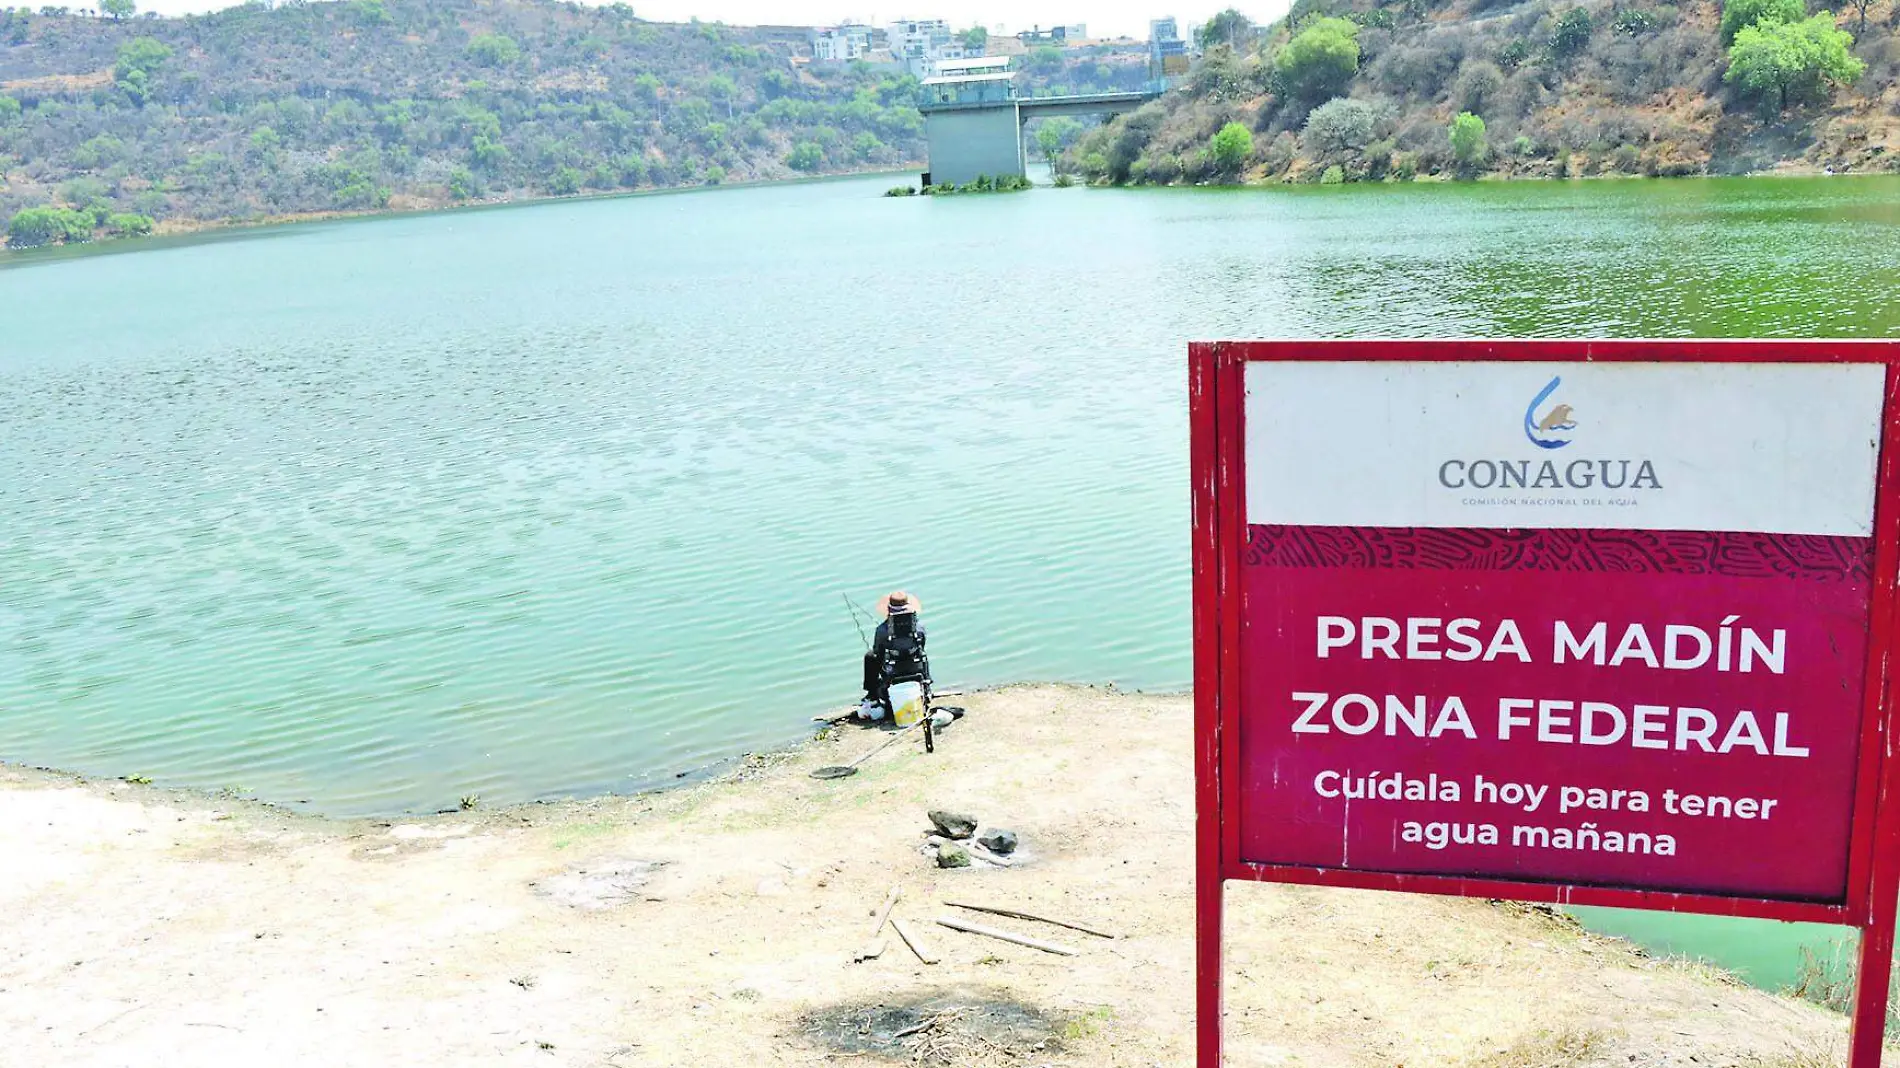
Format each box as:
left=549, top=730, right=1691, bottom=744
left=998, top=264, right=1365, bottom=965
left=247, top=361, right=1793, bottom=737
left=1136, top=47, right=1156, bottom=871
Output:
left=0, top=685, right=1856, bottom=1067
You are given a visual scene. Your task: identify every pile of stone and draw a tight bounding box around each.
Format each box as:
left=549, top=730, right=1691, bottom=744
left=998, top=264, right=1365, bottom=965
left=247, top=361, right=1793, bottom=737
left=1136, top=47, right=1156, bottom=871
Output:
left=924, top=809, right=1021, bottom=869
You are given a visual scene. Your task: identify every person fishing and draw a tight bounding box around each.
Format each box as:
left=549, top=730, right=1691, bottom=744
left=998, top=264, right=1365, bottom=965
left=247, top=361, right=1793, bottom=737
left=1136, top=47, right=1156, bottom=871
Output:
left=859, top=590, right=928, bottom=720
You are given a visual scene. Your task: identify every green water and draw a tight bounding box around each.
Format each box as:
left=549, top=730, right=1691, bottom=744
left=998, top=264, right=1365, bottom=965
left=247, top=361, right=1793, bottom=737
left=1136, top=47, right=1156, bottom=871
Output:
left=4, top=172, right=1899, bottom=989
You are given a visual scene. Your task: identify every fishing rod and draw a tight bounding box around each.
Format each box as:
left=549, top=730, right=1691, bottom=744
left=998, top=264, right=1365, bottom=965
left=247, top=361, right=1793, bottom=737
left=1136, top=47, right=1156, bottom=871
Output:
left=842, top=591, right=872, bottom=650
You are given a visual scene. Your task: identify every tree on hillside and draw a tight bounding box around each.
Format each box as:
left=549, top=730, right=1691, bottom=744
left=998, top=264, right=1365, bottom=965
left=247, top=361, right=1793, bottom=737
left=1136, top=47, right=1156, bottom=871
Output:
left=1449, top=111, right=1487, bottom=171
left=1210, top=121, right=1253, bottom=176
left=1451, top=60, right=1505, bottom=115
left=1725, top=14, right=1865, bottom=110
left=1302, top=97, right=1385, bottom=166
left=0, top=95, right=20, bottom=125
left=1276, top=17, right=1361, bottom=103
left=1720, top=0, right=1805, bottom=44
left=113, top=36, right=170, bottom=106
left=786, top=141, right=822, bottom=171
left=707, top=74, right=738, bottom=118
left=100, top=0, right=133, bottom=20
left=1201, top=9, right=1254, bottom=50
left=6, top=205, right=93, bottom=247
left=1549, top=8, right=1594, bottom=58
left=467, top=33, right=521, bottom=68
left=1026, top=46, right=1064, bottom=75
left=1844, top=0, right=1875, bottom=35
left=958, top=26, right=987, bottom=53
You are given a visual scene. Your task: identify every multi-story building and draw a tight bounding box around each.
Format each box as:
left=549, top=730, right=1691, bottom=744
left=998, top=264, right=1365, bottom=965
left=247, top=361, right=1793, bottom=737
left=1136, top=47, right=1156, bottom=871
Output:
left=812, top=23, right=875, bottom=63
left=889, top=18, right=964, bottom=77
left=1149, top=16, right=1188, bottom=75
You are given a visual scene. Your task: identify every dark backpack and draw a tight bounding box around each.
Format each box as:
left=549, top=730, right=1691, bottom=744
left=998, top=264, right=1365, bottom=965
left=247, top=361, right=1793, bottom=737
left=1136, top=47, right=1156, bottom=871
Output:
left=880, top=613, right=928, bottom=681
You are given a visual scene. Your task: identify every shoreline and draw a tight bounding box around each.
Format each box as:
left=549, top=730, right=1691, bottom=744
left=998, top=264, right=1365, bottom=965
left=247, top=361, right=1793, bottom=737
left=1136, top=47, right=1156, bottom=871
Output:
left=1095, top=158, right=1897, bottom=190
left=0, top=163, right=926, bottom=264
left=7, top=163, right=1893, bottom=265
left=0, top=684, right=1852, bottom=1066
left=0, top=681, right=1172, bottom=822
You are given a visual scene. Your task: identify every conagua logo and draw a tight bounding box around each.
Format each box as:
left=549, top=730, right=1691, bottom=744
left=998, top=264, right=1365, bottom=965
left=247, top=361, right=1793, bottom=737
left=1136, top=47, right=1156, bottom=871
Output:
left=1523, top=376, right=1578, bottom=450
left=1435, top=374, right=1661, bottom=492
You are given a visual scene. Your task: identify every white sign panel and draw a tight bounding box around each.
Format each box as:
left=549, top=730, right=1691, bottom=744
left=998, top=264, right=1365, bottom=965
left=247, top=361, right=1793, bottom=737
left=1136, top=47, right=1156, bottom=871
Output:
left=1245, top=361, right=1884, bottom=535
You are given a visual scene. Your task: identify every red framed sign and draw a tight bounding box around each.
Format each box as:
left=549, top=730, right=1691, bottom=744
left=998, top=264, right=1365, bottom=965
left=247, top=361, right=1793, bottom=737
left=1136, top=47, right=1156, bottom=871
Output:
left=1190, top=340, right=1900, bottom=1067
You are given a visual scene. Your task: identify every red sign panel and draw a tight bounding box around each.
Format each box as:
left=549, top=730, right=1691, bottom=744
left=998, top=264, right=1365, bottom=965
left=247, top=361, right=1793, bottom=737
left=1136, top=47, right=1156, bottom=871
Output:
left=1243, top=526, right=1873, bottom=900
left=1191, top=341, right=1900, bottom=1068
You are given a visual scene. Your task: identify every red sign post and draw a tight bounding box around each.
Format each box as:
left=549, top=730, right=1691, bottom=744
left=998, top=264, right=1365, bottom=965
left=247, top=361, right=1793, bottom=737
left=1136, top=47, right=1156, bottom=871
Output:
left=1190, top=340, right=1900, bottom=1067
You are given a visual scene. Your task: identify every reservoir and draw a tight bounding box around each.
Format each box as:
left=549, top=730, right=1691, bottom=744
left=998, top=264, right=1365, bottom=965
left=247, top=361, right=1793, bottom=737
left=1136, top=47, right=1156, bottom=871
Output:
left=4, top=170, right=1899, bottom=990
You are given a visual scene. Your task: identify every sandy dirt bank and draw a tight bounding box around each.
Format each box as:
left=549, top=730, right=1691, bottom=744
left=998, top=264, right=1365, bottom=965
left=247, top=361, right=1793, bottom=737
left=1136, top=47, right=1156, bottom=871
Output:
left=0, top=685, right=1855, bottom=1067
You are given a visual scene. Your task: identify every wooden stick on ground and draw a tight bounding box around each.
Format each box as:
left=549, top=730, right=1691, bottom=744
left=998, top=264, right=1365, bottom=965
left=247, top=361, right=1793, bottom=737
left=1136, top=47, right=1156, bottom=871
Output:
left=868, top=885, right=901, bottom=928
left=943, top=901, right=1116, bottom=940
left=935, top=915, right=1079, bottom=957
left=890, top=917, right=938, bottom=965
left=852, top=885, right=900, bottom=963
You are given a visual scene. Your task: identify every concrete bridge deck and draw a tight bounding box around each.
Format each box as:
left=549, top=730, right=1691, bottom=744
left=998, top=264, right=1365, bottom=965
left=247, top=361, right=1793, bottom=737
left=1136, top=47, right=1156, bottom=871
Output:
left=1016, top=91, right=1159, bottom=119
left=916, top=86, right=1164, bottom=187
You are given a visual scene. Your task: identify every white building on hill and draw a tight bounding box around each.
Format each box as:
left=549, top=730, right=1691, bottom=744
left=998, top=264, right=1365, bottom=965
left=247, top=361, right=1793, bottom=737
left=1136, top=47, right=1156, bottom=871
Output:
left=889, top=17, right=965, bottom=77
left=812, top=23, right=874, bottom=63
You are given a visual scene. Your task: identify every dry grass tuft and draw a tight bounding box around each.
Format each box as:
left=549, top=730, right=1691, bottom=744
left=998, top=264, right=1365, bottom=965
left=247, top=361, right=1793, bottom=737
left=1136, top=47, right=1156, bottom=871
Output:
left=1739, top=1038, right=1849, bottom=1068
left=1465, top=1025, right=1613, bottom=1068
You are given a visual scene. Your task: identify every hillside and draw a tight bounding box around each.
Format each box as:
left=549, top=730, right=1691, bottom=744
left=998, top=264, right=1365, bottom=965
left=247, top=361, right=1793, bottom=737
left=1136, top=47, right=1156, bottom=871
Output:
left=0, top=0, right=933, bottom=244
left=1070, top=0, right=1900, bottom=184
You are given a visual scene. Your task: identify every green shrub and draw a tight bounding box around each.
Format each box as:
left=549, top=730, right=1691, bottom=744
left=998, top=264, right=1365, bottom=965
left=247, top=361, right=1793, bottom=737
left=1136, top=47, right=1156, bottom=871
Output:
left=1392, top=152, right=1419, bottom=180
left=114, top=36, right=171, bottom=81
left=114, top=36, right=172, bottom=105
left=1277, top=17, right=1361, bottom=102
left=1720, top=0, right=1804, bottom=44
left=6, top=205, right=94, bottom=248
left=466, top=33, right=521, bottom=68
left=106, top=212, right=154, bottom=236
left=1449, top=111, right=1488, bottom=169
left=1550, top=8, right=1594, bottom=57
left=1210, top=121, right=1254, bottom=176
left=787, top=141, right=823, bottom=171
left=0, top=95, right=20, bottom=125
left=883, top=185, right=917, bottom=196
left=1320, top=163, right=1346, bottom=184
left=1053, top=173, right=1076, bottom=187
left=1726, top=14, right=1865, bottom=110
left=1495, top=39, right=1532, bottom=68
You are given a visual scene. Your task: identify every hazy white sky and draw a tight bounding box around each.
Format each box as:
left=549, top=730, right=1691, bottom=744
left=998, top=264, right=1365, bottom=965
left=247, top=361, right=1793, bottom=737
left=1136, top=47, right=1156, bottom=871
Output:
left=129, top=0, right=1292, bottom=42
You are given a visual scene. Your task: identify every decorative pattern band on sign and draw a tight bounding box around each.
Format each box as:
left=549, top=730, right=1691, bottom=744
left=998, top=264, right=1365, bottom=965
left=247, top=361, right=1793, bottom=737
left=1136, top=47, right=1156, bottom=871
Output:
left=1243, top=525, right=1874, bottom=583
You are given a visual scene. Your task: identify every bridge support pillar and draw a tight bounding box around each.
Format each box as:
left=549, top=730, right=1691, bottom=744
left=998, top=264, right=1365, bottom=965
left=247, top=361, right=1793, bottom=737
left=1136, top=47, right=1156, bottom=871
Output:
left=922, top=103, right=1025, bottom=187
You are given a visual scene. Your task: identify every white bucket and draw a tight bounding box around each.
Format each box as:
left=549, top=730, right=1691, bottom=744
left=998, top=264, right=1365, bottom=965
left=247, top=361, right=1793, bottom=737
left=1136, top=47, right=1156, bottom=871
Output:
left=889, top=681, right=925, bottom=728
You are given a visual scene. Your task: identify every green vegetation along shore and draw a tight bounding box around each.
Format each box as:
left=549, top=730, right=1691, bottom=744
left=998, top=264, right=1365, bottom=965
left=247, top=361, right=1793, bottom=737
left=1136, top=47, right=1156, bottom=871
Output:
left=1067, top=0, right=1899, bottom=184
left=0, top=0, right=936, bottom=247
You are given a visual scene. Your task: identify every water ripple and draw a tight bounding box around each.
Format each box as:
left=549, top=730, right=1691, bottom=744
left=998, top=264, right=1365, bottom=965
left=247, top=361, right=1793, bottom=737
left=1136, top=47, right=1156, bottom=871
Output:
left=2, top=173, right=1898, bottom=815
